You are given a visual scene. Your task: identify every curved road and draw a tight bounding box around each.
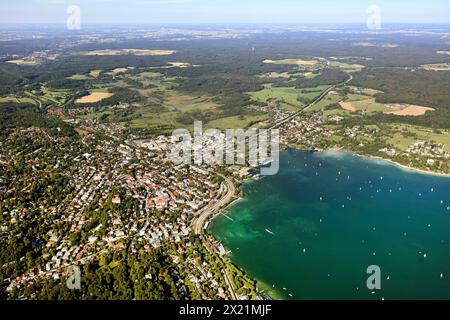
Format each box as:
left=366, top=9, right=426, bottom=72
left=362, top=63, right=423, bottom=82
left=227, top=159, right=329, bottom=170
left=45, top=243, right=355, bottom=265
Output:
left=193, top=174, right=236, bottom=235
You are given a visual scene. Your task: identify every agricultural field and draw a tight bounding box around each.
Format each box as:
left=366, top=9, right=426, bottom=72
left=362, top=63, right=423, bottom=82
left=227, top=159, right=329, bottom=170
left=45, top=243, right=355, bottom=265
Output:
left=168, top=62, right=192, bottom=68
left=67, top=70, right=103, bottom=80
left=310, top=87, right=435, bottom=117
left=258, top=72, right=292, bottom=79
left=0, top=96, right=37, bottom=105
left=248, top=84, right=330, bottom=111
left=263, top=58, right=319, bottom=66
left=307, top=91, right=343, bottom=112
left=67, top=74, right=91, bottom=80
left=351, top=42, right=399, bottom=48
left=107, top=67, right=131, bottom=75
left=384, top=104, right=435, bottom=116
left=6, top=59, right=39, bottom=66
left=329, top=61, right=365, bottom=73
left=340, top=94, right=389, bottom=114
left=75, top=92, right=114, bottom=104
left=421, top=63, right=450, bottom=71
left=39, top=87, right=70, bottom=105
left=89, top=70, right=103, bottom=77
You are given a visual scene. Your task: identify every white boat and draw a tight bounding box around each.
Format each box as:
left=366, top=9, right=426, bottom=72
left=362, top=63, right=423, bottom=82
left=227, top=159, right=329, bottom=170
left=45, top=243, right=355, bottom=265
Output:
left=265, top=229, right=275, bottom=235
left=261, top=158, right=273, bottom=166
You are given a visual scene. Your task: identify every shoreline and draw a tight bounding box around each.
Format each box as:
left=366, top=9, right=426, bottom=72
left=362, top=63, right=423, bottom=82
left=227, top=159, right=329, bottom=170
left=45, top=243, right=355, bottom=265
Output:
left=302, top=145, right=450, bottom=178
left=206, top=147, right=450, bottom=300
left=362, top=154, right=450, bottom=178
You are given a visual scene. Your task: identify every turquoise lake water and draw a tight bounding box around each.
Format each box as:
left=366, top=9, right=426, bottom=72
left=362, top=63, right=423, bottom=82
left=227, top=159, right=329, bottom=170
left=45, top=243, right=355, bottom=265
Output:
left=209, top=149, right=450, bottom=300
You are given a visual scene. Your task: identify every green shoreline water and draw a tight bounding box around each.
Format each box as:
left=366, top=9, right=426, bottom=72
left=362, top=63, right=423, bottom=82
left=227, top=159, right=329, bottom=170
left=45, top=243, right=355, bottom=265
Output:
left=210, top=149, right=450, bottom=300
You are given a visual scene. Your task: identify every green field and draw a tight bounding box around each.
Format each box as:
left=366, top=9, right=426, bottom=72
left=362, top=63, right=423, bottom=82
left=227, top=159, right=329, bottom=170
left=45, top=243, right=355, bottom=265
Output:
left=329, top=61, right=365, bottom=73
left=307, top=91, right=343, bottom=112
left=207, top=114, right=268, bottom=130
left=421, top=63, right=450, bottom=71
left=248, top=84, right=330, bottom=111
left=0, top=97, right=38, bottom=105
left=388, top=124, right=450, bottom=152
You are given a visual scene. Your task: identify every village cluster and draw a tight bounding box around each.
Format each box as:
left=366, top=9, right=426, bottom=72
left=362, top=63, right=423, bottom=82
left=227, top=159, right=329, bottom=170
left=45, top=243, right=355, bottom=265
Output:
left=0, top=122, right=256, bottom=299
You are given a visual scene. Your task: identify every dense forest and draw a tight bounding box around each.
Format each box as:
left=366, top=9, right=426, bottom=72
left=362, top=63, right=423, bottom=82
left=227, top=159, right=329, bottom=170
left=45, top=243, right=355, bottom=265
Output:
left=6, top=246, right=183, bottom=300
left=351, top=68, right=450, bottom=127
left=0, top=102, right=76, bottom=138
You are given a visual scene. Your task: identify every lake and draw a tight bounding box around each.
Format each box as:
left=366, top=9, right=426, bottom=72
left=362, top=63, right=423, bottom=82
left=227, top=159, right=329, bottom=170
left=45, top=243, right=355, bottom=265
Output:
left=210, top=149, right=450, bottom=300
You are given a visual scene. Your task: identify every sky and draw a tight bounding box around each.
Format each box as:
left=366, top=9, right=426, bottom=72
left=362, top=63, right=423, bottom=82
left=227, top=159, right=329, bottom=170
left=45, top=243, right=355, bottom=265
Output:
left=0, top=0, right=449, bottom=25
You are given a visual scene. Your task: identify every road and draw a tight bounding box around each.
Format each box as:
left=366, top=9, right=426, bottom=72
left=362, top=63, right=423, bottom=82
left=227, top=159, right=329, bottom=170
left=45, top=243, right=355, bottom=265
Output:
left=193, top=174, right=236, bottom=235
left=267, top=73, right=353, bottom=130
left=191, top=174, right=238, bottom=299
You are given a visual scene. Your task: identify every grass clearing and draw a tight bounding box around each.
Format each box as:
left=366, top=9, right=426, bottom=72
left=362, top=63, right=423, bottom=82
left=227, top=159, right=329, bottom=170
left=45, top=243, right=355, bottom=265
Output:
left=107, top=68, right=130, bottom=75
left=258, top=72, right=292, bottom=79
left=6, top=59, right=39, bottom=66
left=352, top=42, right=399, bottom=48
left=0, top=97, right=37, bottom=105
left=67, top=74, right=90, bottom=80
left=168, top=62, right=191, bottom=68
left=421, top=63, right=450, bottom=71
left=263, top=58, right=319, bottom=66
left=89, top=70, right=102, bottom=77
left=384, top=104, right=435, bottom=116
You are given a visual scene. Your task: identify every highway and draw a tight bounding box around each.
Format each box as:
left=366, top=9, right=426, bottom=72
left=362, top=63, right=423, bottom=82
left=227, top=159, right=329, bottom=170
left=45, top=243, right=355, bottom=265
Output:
left=267, top=73, right=353, bottom=130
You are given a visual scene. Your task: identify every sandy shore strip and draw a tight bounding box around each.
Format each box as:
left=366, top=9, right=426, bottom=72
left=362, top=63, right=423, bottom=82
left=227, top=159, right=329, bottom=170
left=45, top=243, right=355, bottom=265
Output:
left=362, top=154, right=450, bottom=178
